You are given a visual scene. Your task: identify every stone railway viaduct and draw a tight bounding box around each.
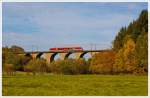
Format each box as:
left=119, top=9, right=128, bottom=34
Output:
left=17, top=50, right=110, bottom=63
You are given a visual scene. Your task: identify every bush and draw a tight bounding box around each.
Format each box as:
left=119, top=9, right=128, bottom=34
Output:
left=14, top=55, right=32, bottom=71
left=48, top=61, right=61, bottom=74
left=133, top=67, right=148, bottom=75
left=48, top=59, right=90, bottom=75
left=4, top=63, right=15, bottom=76
left=24, top=59, right=48, bottom=75
left=89, top=51, right=115, bottom=74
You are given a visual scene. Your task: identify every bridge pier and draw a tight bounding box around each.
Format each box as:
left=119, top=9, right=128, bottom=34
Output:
left=74, top=52, right=83, bottom=59
left=44, top=53, right=55, bottom=63
left=31, top=53, right=39, bottom=59
left=59, top=53, right=69, bottom=60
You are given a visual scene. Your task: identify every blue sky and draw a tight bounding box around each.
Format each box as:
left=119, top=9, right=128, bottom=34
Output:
left=2, top=2, right=147, bottom=51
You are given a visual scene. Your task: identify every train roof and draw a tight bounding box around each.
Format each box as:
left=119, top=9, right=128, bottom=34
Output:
left=50, top=46, right=82, bottom=48
left=50, top=45, right=82, bottom=48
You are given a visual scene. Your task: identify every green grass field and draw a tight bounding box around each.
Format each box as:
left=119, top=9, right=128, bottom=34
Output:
left=2, top=73, right=148, bottom=96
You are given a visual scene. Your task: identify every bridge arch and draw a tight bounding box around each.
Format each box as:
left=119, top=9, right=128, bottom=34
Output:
left=79, top=52, right=88, bottom=58
left=50, top=53, right=58, bottom=62
left=36, top=52, right=44, bottom=59
left=64, top=52, right=73, bottom=59
left=23, top=53, right=32, bottom=63
left=25, top=53, right=32, bottom=58
left=79, top=52, right=92, bottom=60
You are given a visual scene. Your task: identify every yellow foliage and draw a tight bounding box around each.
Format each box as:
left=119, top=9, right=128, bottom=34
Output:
left=90, top=51, right=115, bottom=74
left=113, top=38, right=137, bottom=73
left=123, top=38, right=135, bottom=60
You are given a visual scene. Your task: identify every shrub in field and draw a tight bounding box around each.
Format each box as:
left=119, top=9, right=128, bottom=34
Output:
left=60, top=59, right=76, bottom=74
left=36, top=59, right=48, bottom=74
left=76, top=59, right=90, bottom=74
left=49, top=59, right=90, bottom=75
left=4, top=64, right=15, bottom=76
left=133, top=67, right=147, bottom=75
left=89, top=51, right=115, bottom=74
left=48, top=61, right=61, bottom=74
left=24, top=63, right=33, bottom=75
left=14, top=55, right=32, bottom=71
left=24, top=59, right=48, bottom=75
left=60, top=59, right=89, bottom=74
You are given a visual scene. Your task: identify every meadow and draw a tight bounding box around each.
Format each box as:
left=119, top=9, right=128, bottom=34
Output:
left=2, top=73, right=148, bottom=96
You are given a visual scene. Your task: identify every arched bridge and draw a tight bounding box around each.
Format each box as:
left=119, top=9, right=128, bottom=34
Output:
left=17, top=50, right=110, bottom=63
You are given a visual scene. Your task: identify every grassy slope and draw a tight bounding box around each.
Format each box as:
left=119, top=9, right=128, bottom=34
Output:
left=2, top=73, right=148, bottom=96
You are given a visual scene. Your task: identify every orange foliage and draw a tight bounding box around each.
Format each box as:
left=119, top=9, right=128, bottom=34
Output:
left=90, top=51, right=115, bottom=74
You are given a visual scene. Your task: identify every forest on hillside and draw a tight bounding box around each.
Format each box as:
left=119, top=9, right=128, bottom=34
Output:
left=112, top=10, right=148, bottom=74
left=2, top=10, right=148, bottom=75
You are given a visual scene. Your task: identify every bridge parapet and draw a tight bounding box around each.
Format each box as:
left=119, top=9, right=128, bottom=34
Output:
left=16, top=49, right=110, bottom=54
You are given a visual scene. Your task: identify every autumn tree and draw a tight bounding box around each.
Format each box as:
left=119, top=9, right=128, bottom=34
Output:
left=135, top=32, right=148, bottom=73
left=2, top=45, right=30, bottom=72
left=90, top=51, right=115, bottom=74
left=113, top=38, right=136, bottom=73
left=10, top=45, right=24, bottom=53
left=113, top=48, right=125, bottom=73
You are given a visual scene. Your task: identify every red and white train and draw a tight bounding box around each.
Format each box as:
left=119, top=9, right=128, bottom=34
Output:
left=49, top=46, right=83, bottom=51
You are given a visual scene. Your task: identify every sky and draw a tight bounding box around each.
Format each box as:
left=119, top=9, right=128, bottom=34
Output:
left=2, top=2, right=148, bottom=51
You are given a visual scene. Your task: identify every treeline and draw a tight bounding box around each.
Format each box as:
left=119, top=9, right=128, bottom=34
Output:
left=112, top=10, right=148, bottom=74
left=2, top=10, right=148, bottom=75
